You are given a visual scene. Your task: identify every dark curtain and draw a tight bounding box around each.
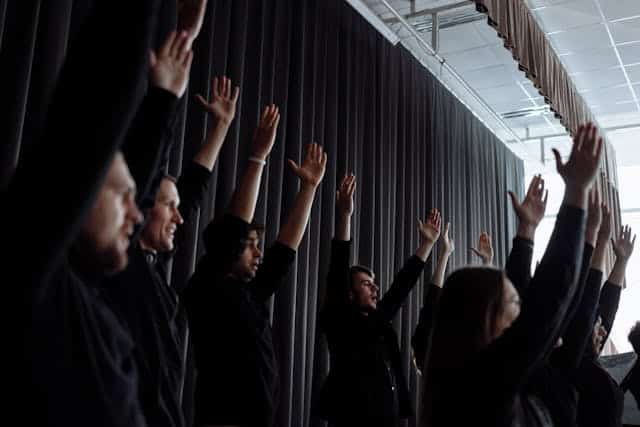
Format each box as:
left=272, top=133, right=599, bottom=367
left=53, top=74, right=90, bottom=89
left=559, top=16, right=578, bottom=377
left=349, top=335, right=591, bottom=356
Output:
left=2, top=0, right=524, bottom=426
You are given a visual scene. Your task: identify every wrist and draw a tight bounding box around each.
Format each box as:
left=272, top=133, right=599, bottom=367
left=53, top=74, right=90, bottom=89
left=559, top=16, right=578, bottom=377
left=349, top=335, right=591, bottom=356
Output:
left=213, top=115, right=233, bottom=128
left=300, top=181, right=318, bottom=192
left=562, top=186, right=589, bottom=209
left=614, top=256, right=630, bottom=266
left=248, top=156, right=266, bottom=166
left=250, top=152, right=268, bottom=162
left=517, top=223, right=537, bottom=240
left=585, top=229, right=598, bottom=246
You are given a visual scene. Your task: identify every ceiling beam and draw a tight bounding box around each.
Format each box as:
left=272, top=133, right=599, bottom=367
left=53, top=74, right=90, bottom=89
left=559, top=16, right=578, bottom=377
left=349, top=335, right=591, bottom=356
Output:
left=383, top=0, right=473, bottom=23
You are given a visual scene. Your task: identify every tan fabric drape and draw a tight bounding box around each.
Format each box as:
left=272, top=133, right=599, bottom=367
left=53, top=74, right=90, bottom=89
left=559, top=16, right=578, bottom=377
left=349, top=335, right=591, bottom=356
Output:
left=473, top=0, right=622, bottom=276
left=473, top=0, right=594, bottom=135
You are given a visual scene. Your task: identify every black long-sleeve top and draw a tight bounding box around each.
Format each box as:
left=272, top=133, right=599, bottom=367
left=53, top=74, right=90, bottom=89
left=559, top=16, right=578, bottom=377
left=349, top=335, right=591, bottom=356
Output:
left=183, top=215, right=296, bottom=427
left=7, top=1, right=160, bottom=425
left=622, top=359, right=640, bottom=410
left=122, top=85, right=180, bottom=213
left=411, top=283, right=441, bottom=373
left=430, top=205, right=585, bottom=427
left=103, top=161, right=211, bottom=427
left=318, top=239, right=426, bottom=424
left=575, top=279, right=625, bottom=427
left=503, top=235, right=587, bottom=427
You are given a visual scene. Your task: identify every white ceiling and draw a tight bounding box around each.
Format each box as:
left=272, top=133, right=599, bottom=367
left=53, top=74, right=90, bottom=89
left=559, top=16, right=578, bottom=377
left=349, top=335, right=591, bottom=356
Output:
left=356, top=0, right=640, bottom=171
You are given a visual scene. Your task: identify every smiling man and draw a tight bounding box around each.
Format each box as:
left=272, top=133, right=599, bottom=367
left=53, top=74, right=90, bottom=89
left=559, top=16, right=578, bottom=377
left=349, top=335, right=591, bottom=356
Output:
left=101, top=30, right=240, bottom=427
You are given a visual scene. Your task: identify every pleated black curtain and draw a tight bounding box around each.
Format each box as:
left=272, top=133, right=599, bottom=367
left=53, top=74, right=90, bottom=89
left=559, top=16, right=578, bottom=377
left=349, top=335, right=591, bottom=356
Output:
left=1, top=0, right=524, bottom=426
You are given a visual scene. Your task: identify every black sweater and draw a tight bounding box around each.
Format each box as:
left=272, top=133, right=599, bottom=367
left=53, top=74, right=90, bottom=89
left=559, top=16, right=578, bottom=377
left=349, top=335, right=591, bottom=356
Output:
left=319, top=238, right=426, bottom=425
left=184, top=215, right=296, bottom=427
left=576, top=281, right=625, bottom=427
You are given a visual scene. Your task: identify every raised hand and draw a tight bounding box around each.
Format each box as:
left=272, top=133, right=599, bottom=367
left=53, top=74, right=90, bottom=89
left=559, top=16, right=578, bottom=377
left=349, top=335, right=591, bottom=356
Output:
left=418, top=209, right=442, bottom=244
left=509, top=175, right=548, bottom=240
left=196, top=76, right=240, bottom=125
left=177, top=0, right=208, bottom=46
left=439, top=222, right=455, bottom=257
left=336, top=174, right=356, bottom=217
left=613, top=225, right=636, bottom=261
left=585, top=187, right=602, bottom=245
left=150, top=31, right=193, bottom=98
left=252, top=105, right=280, bottom=160
left=471, top=232, right=493, bottom=265
left=287, top=143, right=327, bottom=188
left=553, top=123, right=603, bottom=202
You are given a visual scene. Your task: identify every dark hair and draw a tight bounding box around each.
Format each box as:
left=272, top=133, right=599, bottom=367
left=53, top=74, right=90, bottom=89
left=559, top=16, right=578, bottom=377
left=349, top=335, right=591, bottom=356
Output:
left=202, top=217, right=265, bottom=277
left=421, top=267, right=505, bottom=424
left=349, top=265, right=374, bottom=288
left=630, top=322, right=640, bottom=354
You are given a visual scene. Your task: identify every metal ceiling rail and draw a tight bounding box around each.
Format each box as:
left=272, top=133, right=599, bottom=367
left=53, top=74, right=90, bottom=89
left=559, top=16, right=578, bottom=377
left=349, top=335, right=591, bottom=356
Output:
left=377, top=0, right=526, bottom=146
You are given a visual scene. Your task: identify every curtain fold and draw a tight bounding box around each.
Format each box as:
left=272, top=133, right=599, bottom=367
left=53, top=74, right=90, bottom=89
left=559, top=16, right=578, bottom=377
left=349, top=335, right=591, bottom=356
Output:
left=2, top=0, right=524, bottom=426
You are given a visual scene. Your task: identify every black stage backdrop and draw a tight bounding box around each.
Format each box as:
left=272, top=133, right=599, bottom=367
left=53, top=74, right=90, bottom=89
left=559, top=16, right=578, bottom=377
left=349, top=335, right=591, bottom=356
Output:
left=1, top=0, right=524, bottom=425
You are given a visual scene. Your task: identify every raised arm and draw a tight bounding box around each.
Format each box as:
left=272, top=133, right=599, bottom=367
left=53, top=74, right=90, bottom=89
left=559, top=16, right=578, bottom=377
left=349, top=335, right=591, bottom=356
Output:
left=250, top=144, right=327, bottom=301
left=177, top=0, right=208, bottom=48
left=193, top=76, right=239, bottom=171
left=599, top=225, right=635, bottom=340
left=412, top=221, right=453, bottom=372
left=124, top=30, right=193, bottom=211
left=176, top=76, right=240, bottom=220
left=374, top=209, right=440, bottom=323
left=228, top=105, right=280, bottom=222
left=505, top=174, right=548, bottom=293
left=432, top=222, right=454, bottom=288
left=480, top=123, right=603, bottom=392
left=471, top=232, right=493, bottom=266
left=551, top=193, right=604, bottom=372
left=591, top=203, right=612, bottom=273
left=276, top=143, right=327, bottom=250
left=335, top=174, right=356, bottom=242
left=4, top=1, right=158, bottom=301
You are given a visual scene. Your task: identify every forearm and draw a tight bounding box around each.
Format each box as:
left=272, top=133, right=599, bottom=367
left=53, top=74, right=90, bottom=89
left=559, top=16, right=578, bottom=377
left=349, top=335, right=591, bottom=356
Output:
left=229, top=161, right=264, bottom=223
left=277, top=184, right=317, bottom=250
left=335, top=213, right=351, bottom=241
left=505, top=236, right=534, bottom=294
left=608, top=257, right=628, bottom=287
left=431, top=253, right=451, bottom=288
left=415, top=240, right=436, bottom=262
left=122, top=87, right=179, bottom=208
left=192, top=119, right=231, bottom=171
left=562, top=185, right=588, bottom=211
left=591, top=239, right=607, bottom=272
left=517, top=222, right=537, bottom=241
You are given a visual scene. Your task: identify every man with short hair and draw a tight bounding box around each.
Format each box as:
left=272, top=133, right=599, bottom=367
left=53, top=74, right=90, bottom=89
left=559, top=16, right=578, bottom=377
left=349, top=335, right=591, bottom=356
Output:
left=184, top=109, right=328, bottom=427
left=318, top=174, right=441, bottom=427
left=7, top=1, right=160, bottom=425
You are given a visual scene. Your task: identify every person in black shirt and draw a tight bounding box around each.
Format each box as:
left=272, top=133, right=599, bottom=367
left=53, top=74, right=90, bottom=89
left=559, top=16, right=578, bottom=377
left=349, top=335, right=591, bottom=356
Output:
left=575, top=224, right=635, bottom=427
left=103, top=26, right=238, bottom=427
left=421, top=122, right=604, bottom=427
left=411, top=221, right=454, bottom=374
left=318, top=174, right=441, bottom=427
left=622, top=322, right=640, bottom=410
left=184, top=112, right=328, bottom=427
